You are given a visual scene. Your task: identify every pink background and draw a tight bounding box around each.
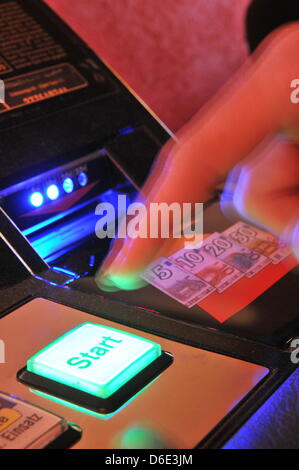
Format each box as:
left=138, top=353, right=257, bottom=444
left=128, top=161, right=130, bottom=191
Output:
left=46, top=0, right=251, bottom=131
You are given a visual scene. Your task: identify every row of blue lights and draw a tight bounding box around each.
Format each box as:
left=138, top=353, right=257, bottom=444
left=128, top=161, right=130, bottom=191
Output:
left=30, top=172, right=88, bottom=208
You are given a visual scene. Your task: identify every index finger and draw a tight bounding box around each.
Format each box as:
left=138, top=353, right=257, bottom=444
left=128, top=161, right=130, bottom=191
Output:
left=96, top=24, right=299, bottom=291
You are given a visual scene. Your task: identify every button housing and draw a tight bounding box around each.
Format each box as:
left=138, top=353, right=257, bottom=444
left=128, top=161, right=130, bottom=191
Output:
left=17, top=323, right=173, bottom=413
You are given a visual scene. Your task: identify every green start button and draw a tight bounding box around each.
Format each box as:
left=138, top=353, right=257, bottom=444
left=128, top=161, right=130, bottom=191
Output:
left=27, top=323, right=162, bottom=399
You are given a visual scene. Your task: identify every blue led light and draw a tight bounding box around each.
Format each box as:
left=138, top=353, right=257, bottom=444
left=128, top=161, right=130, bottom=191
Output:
left=78, top=172, right=88, bottom=187
left=63, top=177, right=74, bottom=194
left=30, top=192, right=44, bottom=208
left=47, top=184, right=60, bottom=201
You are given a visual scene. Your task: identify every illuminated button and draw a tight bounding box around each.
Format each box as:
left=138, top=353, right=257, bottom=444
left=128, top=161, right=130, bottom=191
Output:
left=27, top=323, right=162, bottom=399
left=30, top=192, right=44, bottom=208
left=77, top=171, right=88, bottom=187
left=62, top=177, right=74, bottom=194
left=46, top=184, right=60, bottom=201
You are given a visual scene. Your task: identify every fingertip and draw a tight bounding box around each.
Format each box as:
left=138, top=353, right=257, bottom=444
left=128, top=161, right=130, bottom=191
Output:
left=95, top=267, right=148, bottom=292
left=95, top=271, right=120, bottom=292
left=109, top=272, right=148, bottom=291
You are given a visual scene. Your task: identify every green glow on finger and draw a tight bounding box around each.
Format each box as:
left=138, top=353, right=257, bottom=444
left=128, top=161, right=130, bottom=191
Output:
left=112, top=275, right=147, bottom=291
left=99, top=273, right=147, bottom=291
